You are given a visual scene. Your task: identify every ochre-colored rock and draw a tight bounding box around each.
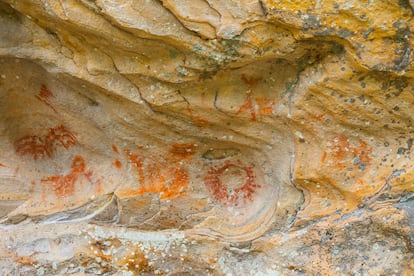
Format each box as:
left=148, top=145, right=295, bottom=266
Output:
left=0, top=0, right=413, bottom=274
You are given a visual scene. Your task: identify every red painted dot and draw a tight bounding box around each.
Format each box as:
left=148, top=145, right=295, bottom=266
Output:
left=114, top=159, right=122, bottom=168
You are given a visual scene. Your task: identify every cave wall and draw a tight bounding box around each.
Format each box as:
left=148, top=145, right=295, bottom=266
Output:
left=0, top=0, right=413, bottom=274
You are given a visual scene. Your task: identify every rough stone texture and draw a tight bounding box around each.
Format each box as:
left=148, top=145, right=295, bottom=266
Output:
left=0, top=0, right=413, bottom=275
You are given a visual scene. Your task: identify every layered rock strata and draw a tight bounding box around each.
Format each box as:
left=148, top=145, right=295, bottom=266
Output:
left=0, top=0, right=413, bottom=274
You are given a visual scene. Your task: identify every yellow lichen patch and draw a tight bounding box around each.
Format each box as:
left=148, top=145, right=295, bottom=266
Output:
left=117, top=249, right=154, bottom=275
left=265, top=0, right=413, bottom=71
left=13, top=253, right=38, bottom=266
left=387, top=168, right=414, bottom=195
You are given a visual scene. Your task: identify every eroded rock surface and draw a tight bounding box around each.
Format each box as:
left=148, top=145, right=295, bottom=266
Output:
left=0, top=0, right=413, bottom=275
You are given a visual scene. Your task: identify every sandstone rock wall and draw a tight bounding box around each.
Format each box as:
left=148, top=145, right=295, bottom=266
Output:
left=0, top=0, right=413, bottom=275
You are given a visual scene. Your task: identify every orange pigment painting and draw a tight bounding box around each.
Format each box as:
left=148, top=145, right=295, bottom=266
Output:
left=186, top=106, right=210, bottom=127
left=237, top=74, right=274, bottom=120
left=322, top=135, right=372, bottom=169
left=122, top=145, right=192, bottom=200
left=40, top=156, right=93, bottom=197
left=113, top=159, right=122, bottom=168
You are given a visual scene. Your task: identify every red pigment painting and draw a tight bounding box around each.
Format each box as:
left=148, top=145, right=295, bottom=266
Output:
left=15, top=125, right=78, bottom=160
left=15, top=135, right=53, bottom=160
left=321, top=135, right=372, bottom=169
left=204, top=160, right=261, bottom=206
left=41, top=155, right=93, bottom=197
left=237, top=74, right=274, bottom=120
left=46, top=124, right=78, bottom=149
left=237, top=91, right=257, bottom=121
left=35, top=85, right=57, bottom=112
left=241, top=74, right=262, bottom=88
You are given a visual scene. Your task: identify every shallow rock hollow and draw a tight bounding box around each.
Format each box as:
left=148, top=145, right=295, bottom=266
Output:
left=0, top=0, right=413, bottom=275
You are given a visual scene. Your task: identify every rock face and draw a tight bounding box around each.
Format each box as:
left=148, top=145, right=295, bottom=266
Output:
left=0, top=0, right=413, bottom=274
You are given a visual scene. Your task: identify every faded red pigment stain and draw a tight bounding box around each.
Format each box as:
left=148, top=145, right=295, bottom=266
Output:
left=204, top=160, right=261, bottom=206
left=169, top=143, right=196, bottom=159
left=237, top=96, right=275, bottom=120
left=122, top=146, right=192, bottom=200
left=41, top=156, right=93, bottom=197
left=112, top=144, right=119, bottom=154
left=186, top=106, right=210, bottom=127
left=192, top=116, right=209, bottom=127
left=322, top=135, right=372, bottom=169
left=35, top=85, right=57, bottom=112
left=15, top=124, right=78, bottom=160
left=95, top=178, right=103, bottom=194
left=112, top=144, right=122, bottom=168
left=255, top=97, right=275, bottom=116
left=125, top=150, right=145, bottom=184
left=241, top=74, right=262, bottom=87
left=0, top=162, right=6, bottom=167
left=237, top=74, right=275, bottom=120
left=237, top=91, right=257, bottom=120
left=29, top=180, right=36, bottom=193
left=357, top=179, right=365, bottom=186
left=315, top=113, right=326, bottom=120
left=113, top=159, right=122, bottom=168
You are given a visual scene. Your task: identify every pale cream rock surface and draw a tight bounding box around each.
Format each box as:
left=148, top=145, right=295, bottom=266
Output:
left=0, top=0, right=413, bottom=275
